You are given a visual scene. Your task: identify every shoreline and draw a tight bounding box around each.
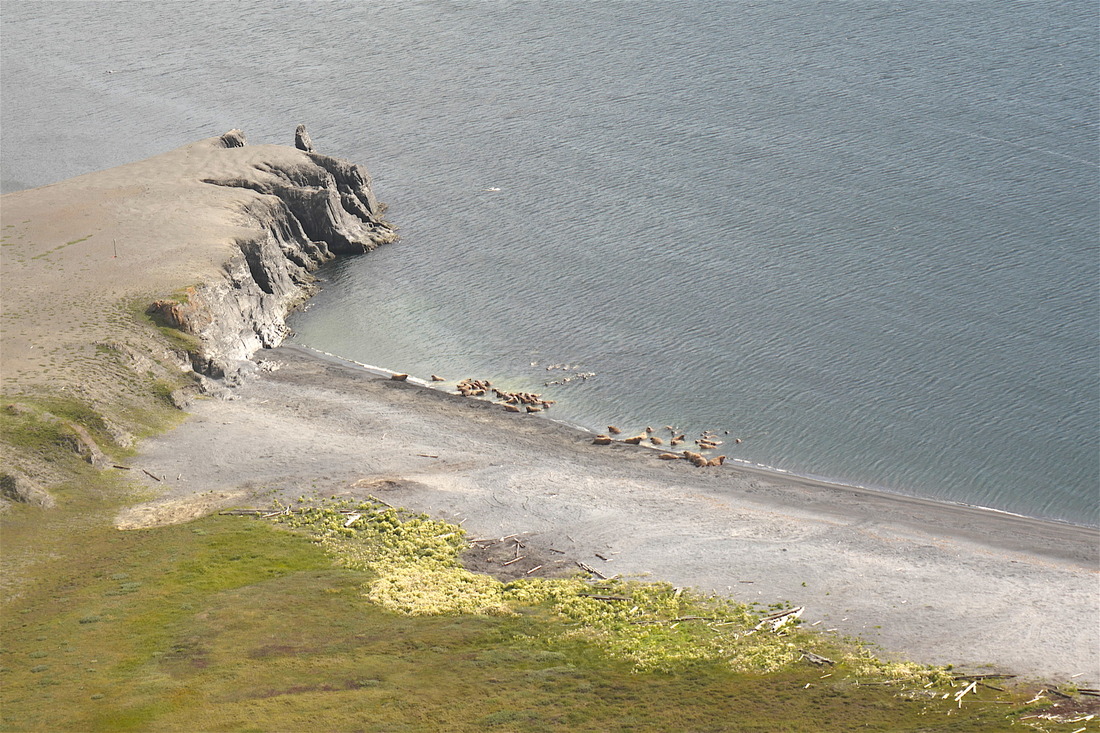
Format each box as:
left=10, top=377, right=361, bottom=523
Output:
left=2, top=136, right=1095, bottom=688
left=131, top=343, right=1099, bottom=684
left=288, top=342, right=1100, bottom=534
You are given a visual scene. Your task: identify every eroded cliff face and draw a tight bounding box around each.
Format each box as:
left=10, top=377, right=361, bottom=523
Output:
left=149, top=136, right=397, bottom=381
left=0, top=131, right=398, bottom=508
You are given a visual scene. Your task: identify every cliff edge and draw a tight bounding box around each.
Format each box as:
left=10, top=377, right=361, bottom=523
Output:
left=150, top=133, right=397, bottom=378
left=0, top=130, right=396, bottom=502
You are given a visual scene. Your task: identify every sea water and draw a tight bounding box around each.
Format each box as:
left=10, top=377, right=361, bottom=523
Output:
left=2, top=1, right=1096, bottom=525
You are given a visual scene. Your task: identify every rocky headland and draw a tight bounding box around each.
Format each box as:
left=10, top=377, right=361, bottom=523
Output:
left=1, top=130, right=395, bottom=502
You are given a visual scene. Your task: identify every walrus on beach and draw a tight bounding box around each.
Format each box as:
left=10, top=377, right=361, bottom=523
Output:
left=295, top=124, right=314, bottom=152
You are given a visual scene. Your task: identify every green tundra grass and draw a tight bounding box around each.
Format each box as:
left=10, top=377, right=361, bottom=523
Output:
left=2, top=481, right=1088, bottom=732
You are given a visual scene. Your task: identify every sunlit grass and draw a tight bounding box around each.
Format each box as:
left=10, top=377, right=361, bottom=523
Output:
left=1, top=493, right=1081, bottom=732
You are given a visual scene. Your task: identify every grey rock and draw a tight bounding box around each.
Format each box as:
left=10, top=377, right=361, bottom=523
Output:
left=1, top=471, right=56, bottom=509
left=294, top=124, right=314, bottom=152
left=157, top=135, right=396, bottom=379
left=62, top=422, right=109, bottom=467
left=219, top=129, right=246, bottom=148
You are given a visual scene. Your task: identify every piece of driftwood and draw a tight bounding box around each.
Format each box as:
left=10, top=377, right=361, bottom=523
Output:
left=112, top=464, right=131, bottom=470
left=800, top=649, right=835, bottom=666
left=953, top=673, right=1016, bottom=681
left=502, top=556, right=525, bottom=566
left=1078, top=688, right=1100, bottom=696
left=583, top=594, right=630, bottom=602
left=361, top=495, right=392, bottom=508
left=576, top=561, right=608, bottom=579
left=525, top=565, right=543, bottom=575
left=755, top=606, right=804, bottom=631
left=633, top=616, right=720, bottom=626
left=141, top=468, right=162, bottom=482
left=1025, top=691, right=1051, bottom=706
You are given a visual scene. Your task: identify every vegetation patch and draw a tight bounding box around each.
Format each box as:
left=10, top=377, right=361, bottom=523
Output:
left=272, top=499, right=958, bottom=679
left=134, top=299, right=203, bottom=359
left=2, top=492, right=1094, bottom=731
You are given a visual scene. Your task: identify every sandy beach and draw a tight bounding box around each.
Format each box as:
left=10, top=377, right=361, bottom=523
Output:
left=128, top=344, right=1100, bottom=685
left=2, top=136, right=1096, bottom=690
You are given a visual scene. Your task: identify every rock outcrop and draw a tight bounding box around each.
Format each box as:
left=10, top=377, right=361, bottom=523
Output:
left=149, top=130, right=397, bottom=380
left=0, top=471, right=55, bottom=509
left=220, top=128, right=247, bottom=148
left=294, top=124, right=314, bottom=152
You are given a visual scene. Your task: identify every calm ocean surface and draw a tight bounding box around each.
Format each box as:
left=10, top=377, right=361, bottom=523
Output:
left=3, top=1, right=1096, bottom=525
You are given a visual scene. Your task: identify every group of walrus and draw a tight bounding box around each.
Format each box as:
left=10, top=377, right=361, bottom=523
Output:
left=453, top=377, right=556, bottom=413
left=425, top=374, right=737, bottom=467
left=591, top=426, right=737, bottom=468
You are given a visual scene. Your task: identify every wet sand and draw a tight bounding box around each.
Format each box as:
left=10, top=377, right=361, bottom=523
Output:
left=131, top=344, right=1100, bottom=686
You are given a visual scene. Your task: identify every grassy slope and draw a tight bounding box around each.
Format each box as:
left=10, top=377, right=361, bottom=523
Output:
left=2, top=480, right=1086, bottom=732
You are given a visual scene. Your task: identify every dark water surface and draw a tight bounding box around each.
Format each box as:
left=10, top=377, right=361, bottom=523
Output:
left=3, top=1, right=1096, bottom=525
